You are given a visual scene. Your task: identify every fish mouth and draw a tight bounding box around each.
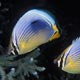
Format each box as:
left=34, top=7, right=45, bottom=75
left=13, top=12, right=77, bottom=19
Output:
left=49, top=25, right=60, bottom=41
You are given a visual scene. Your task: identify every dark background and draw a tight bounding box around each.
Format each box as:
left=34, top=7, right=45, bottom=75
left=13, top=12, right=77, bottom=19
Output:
left=0, top=0, right=80, bottom=80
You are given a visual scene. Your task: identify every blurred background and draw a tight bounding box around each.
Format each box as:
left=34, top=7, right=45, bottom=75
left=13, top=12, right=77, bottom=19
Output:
left=0, top=0, right=80, bottom=80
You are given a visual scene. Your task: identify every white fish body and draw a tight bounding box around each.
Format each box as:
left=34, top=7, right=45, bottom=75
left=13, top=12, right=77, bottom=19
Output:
left=57, top=37, right=80, bottom=74
left=9, top=9, right=60, bottom=55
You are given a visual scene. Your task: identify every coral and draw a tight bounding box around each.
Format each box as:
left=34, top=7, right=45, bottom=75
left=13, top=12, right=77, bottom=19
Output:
left=0, top=46, right=45, bottom=80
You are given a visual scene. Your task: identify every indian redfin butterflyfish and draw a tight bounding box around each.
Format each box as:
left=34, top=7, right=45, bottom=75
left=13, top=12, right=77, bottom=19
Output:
left=9, top=9, right=61, bottom=55
left=54, top=37, right=80, bottom=74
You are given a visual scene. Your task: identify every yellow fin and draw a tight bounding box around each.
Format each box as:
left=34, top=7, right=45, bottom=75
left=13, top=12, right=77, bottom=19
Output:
left=49, top=25, right=60, bottom=41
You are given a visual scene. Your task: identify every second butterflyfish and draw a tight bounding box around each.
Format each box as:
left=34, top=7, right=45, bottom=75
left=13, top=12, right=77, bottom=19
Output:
left=54, top=37, right=80, bottom=74
left=9, top=9, right=61, bottom=55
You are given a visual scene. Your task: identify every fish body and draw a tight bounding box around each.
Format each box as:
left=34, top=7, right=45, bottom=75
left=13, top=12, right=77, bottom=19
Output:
left=55, top=37, right=80, bottom=74
left=9, top=9, right=60, bottom=55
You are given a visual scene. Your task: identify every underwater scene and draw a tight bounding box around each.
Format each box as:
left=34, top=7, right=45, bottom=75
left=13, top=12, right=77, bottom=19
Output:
left=0, top=0, right=80, bottom=80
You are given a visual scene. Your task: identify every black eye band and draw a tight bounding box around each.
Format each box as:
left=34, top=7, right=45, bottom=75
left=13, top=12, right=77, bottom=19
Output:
left=12, top=42, right=18, bottom=55
left=60, top=53, right=65, bottom=68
